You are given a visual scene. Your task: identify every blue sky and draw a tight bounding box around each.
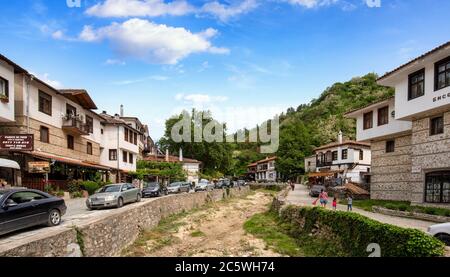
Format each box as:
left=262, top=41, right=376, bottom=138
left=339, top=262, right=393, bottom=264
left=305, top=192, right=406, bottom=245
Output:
left=1, top=0, right=449, bottom=139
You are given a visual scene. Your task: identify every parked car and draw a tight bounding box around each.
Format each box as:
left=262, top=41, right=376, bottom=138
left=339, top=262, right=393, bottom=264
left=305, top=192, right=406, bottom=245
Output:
left=237, top=180, right=247, bottom=187
left=195, top=181, right=214, bottom=192
left=309, top=185, right=326, bottom=197
left=167, top=182, right=191, bottom=194
left=86, top=183, right=141, bottom=210
left=0, top=189, right=67, bottom=236
left=428, top=222, right=450, bottom=246
left=215, top=179, right=232, bottom=189
left=142, top=182, right=168, bottom=198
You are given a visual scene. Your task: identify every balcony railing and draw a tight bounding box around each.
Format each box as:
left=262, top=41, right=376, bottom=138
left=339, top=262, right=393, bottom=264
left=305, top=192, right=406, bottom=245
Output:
left=62, top=117, right=89, bottom=136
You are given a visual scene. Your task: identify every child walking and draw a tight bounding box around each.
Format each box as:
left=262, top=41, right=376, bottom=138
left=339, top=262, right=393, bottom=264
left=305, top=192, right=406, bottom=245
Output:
left=332, top=197, right=337, bottom=211
left=347, top=195, right=353, bottom=212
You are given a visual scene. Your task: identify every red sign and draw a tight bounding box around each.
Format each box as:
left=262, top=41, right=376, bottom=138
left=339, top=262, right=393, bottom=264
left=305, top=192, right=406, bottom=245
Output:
left=0, top=135, right=34, bottom=151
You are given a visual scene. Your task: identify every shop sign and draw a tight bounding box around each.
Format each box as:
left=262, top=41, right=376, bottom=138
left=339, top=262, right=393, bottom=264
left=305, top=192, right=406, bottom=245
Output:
left=0, top=135, right=34, bottom=151
left=28, top=161, right=50, bottom=174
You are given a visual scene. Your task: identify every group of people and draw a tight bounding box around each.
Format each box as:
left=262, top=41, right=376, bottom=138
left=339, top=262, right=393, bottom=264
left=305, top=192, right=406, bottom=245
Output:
left=315, top=189, right=353, bottom=212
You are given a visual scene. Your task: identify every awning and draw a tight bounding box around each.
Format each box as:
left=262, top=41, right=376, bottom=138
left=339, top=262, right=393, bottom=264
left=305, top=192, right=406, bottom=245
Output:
left=30, top=152, right=111, bottom=171
left=308, top=171, right=343, bottom=178
left=0, top=158, right=20, bottom=170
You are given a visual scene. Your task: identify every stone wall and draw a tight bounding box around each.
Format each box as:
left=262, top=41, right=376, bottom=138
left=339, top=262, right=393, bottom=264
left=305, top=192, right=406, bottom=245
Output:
left=410, top=111, right=450, bottom=204
left=370, top=134, right=412, bottom=201
left=0, top=187, right=250, bottom=257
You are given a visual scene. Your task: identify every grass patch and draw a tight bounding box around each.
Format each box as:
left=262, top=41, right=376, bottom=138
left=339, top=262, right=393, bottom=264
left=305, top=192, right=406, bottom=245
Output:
left=345, top=199, right=450, bottom=217
left=190, top=230, right=206, bottom=237
left=244, top=212, right=303, bottom=257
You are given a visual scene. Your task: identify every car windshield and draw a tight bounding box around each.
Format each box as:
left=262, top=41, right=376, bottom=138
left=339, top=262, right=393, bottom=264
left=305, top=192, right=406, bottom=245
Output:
left=169, top=182, right=182, bottom=187
left=145, top=183, right=159, bottom=188
left=99, top=185, right=121, bottom=193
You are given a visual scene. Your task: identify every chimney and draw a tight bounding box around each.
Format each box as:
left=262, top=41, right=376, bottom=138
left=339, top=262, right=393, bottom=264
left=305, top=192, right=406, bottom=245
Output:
left=179, top=148, right=183, bottom=162
left=120, top=105, right=124, bottom=117
left=338, top=130, right=343, bottom=144
left=165, top=149, right=169, bottom=162
left=114, top=114, right=120, bottom=120
left=102, top=111, right=107, bottom=114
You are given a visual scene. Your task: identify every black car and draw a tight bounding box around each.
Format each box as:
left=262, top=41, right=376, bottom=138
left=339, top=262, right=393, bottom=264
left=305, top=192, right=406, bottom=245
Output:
left=142, top=182, right=168, bottom=198
left=0, top=189, right=67, bottom=236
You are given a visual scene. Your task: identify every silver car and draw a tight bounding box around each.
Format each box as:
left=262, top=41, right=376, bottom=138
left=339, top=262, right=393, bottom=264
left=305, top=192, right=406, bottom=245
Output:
left=86, top=183, right=141, bottom=210
left=195, top=181, right=214, bottom=192
left=167, top=182, right=191, bottom=194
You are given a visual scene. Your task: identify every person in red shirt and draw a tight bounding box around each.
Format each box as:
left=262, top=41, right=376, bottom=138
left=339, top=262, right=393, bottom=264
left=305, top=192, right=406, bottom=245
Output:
left=319, top=189, right=329, bottom=208
left=332, top=197, right=337, bottom=211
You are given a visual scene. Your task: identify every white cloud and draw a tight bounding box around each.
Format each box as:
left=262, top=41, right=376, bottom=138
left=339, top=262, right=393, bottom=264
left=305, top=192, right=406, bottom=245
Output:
left=284, top=0, right=338, bottom=8
left=86, top=0, right=195, bottom=17
left=31, top=72, right=63, bottom=89
left=113, top=74, right=169, bottom=85
left=200, top=0, right=259, bottom=22
left=105, top=59, right=126, bottom=65
left=53, top=18, right=229, bottom=64
left=175, top=93, right=228, bottom=104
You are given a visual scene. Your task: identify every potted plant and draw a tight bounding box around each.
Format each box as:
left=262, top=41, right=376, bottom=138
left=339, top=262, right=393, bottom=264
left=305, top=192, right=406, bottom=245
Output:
left=0, top=94, right=9, bottom=103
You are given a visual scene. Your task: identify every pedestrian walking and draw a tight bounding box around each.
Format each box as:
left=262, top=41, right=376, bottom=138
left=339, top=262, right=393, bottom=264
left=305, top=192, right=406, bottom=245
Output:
left=332, top=197, right=337, bottom=211
left=319, top=189, right=329, bottom=208
left=347, top=194, right=353, bottom=212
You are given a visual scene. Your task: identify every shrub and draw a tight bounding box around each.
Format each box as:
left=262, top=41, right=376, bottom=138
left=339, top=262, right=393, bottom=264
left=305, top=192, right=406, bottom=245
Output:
left=397, top=204, right=409, bottom=212
left=67, top=180, right=83, bottom=193
left=280, top=206, right=445, bottom=257
left=71, top=191, right=84, bottom=199
left=55, top=190, right=65, bottom=197
left=44, top=184, right=55, bottom=194
left=82, top=181, right=100, bottom=196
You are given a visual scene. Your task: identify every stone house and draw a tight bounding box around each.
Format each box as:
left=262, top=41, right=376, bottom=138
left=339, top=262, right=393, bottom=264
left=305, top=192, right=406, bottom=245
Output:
left=345, top=41, right=450, bottom=206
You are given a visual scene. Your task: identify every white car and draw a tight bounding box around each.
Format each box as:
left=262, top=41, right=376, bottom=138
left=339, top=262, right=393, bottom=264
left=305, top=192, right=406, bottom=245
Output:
left=428, top=222, right=450, bottom=246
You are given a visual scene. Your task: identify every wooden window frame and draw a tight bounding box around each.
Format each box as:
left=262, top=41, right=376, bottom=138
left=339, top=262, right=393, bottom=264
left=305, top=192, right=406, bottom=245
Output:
left=377, top=106, right=389, bottom=126
left=359, top=150, right=364, bottom=160
left=66, top=104, right=77, bottom=117
left=0, top=76, right=9, bottom=99
left=332, top=151, right=338, bottom=161
left=67, top=135, right=74, bottom=150
left=430, top=116, right=444, bottom=136
left=109, top=149, right=117, bottom=161
left=38, top=90, right=52, bottom=116
left=123, top=150, right=128, bottom=163
left=85, top=115, right=94, bottom=134
left=40, top=126, right=49, bottom=144
left=129, top=153, right=133, bottom=164
left=124, top=128, right=129, bottom=142
left=363, top=111, right=373, bottom=130
left=386, top=140, right=395, bottom=153
left=435, top=56, right=450, bottom=91
left=87, top=142, right=93, bottom=155
left=342, top=149, right=348, bottom=160
left=134, top=132, right=138, bottom=145
left=408, top=68, right=425, bottom=100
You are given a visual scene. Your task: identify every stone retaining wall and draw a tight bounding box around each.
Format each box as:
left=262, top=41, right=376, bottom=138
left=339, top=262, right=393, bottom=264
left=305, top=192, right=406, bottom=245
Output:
left=372, top=206, right=450, bottom=223
left=0, top=187, right=250, bottom=257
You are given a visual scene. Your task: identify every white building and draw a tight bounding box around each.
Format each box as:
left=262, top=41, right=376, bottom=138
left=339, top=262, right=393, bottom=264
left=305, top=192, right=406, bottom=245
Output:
left=346, top=41, right=450, bottom=206
left=308, top=132, right=371, bottom=184
left=249, top=157, right=279, bottom=182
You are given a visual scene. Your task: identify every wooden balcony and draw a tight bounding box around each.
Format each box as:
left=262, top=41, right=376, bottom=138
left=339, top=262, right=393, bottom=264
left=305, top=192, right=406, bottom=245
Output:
left=62, top=118, right=89, bottom=136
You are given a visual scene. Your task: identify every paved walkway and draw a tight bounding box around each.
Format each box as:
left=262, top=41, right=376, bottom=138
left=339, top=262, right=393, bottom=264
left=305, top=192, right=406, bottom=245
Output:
left=286, top=184, right=435, bottom=232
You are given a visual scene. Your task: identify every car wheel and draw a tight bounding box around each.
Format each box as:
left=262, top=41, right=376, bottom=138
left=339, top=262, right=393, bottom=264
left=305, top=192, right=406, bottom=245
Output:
left=436, top=234, right=450, bottom=246
left=47, top=209, right=61, bottom=227
left=136, top=194, right=142, bottom=203
left=117, top=197, right=124, bottom=208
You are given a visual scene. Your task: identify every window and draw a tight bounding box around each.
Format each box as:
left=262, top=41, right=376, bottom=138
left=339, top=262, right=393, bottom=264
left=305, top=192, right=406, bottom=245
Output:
left=332, top=151, right=338, bottom=161
left=66, top=104, right=76, bottom=118
left=123, top=151, right=128, bottom=163
left=363, top=111, right=373, bottom=130
left=435, top=57, right=450, bottom=91
left=430, top=116, right=444, bottom=136
left=342, top=149, right=348, bottom=160
left=38, top=126, right=49, bottom=144
left=308, top=161, right=311, bottom=166
left=67, top=135, right=74, bottom=150
left=129, top=153, right=134, bottom=164
left=377, top=106, right=389, bottom=126
left=386, top=140, right=395, bottom=153
left=85, top=116, right=94, bottom=133
left=38, top=91, right=52, bottom=115
left=425, top=172, right=450, bottom=203
left=101, top=129, right=104, bottom=135
left=0, top=77, right=9, bottom=98
left=359, top=150, right=364, bottom=160
left=109, top=149, right=117, bottom=161
left=408, top=69, right=425, bottom=100
left=134, top=132, right=138, bottom=145
left=87, top=142, right=93, bottom=155
left=8, top=191, right=47, bottom=205
left=124, top=128, right=129, bottom=142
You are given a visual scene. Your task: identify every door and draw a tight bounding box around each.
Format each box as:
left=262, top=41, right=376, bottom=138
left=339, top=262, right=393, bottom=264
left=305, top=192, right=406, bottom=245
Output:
left=425, top=172, right=450, bottom=203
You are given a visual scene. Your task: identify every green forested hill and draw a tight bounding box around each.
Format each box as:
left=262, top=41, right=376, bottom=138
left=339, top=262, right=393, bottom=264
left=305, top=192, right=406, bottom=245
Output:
left=232, top=73, right=394, bottom=178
